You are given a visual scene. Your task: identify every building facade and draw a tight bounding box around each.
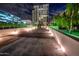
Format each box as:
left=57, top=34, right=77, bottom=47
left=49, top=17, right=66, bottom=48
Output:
left=32, top=4, right=49, bottom=26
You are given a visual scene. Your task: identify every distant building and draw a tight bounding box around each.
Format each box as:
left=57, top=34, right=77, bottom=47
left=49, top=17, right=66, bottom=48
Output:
left=32, top=4, right=49, bottom=25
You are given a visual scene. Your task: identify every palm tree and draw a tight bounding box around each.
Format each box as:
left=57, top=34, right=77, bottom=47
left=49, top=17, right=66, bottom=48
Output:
left=73, top=4, right=79, bottom=30
left=65, top=3, right=79, bottom=33
left=65, top=3, right=75, bottom=33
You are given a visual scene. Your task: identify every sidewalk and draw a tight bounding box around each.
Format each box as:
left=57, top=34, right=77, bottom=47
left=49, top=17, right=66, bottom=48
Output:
left=51, top=29, right=79, bottom=56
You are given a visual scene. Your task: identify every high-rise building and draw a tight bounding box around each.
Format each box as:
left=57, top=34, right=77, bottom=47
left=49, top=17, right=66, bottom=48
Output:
left=32, top=4, right=49, bottom=26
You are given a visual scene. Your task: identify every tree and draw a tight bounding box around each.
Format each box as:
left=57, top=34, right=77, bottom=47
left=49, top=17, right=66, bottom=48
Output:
left=50, top=3, right=79, bottom=31
left=66, top=3, right=74, bottom=33
left=66, top=4, right=79, bottom=32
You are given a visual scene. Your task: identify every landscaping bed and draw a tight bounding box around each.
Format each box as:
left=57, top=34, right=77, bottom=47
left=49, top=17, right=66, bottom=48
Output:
left=49, top=26, right=79, bottom=41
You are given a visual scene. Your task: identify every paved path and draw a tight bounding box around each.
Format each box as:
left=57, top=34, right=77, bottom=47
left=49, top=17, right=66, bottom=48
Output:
left=52, top=29, right=79, bottom=56
left=0, top=27, right=79, bottom=56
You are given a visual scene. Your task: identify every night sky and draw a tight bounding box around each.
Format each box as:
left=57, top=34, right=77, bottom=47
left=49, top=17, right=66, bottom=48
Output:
left=0, top=3, right=66, bottom=20
left=49, top=3, right=66, bottom=16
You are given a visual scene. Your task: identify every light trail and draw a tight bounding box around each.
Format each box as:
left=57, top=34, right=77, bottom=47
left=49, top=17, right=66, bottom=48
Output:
left=10, top=31, right=19, bottom=35
left=23, top=27, right=37, bottom=32
left=0, top=38, right=3, bottom=42
left=45, top=26, right=54, bottom=37
left=53, top=32, right=66, bottom=53
left=47, top=27, right=66, bottom=53
left=10, top=27, right=37, bottom=35
left=48, top=29, right=54, bottom=37
left=52, top=30, right=66, bottom=53
left=56, top=38, right=66, bottom=53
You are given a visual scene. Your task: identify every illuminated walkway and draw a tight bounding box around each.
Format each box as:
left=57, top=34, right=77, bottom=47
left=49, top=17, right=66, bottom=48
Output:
left=0, top=27, right=79, bottom=56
